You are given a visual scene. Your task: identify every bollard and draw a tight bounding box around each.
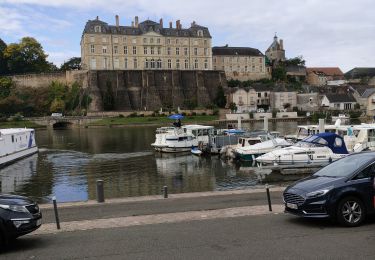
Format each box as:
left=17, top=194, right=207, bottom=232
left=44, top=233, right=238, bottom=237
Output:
left=265, top=184, right=272, bottom=212
left=52, top=196, right=61, bottom=230
left=163, top=186, right=168, bottom=198
left=96, top=179, right=105, bottom=203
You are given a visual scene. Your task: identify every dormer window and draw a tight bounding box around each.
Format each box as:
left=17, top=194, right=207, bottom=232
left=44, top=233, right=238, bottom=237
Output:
left=197, top=30, right=203, bottom=37
left=94, top=26, right=101, bottom=33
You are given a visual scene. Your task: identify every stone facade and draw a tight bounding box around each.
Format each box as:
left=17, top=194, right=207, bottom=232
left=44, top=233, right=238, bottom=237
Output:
left=212, top=46, right=269, bottom=81
left=86, top=70, right=227, bottom=111
left=270, top=91, right=297, bottom=111
left=265, top=35, right=285, bottom=65
left=321, top=94, right=357, bottom=110
left=296, top=93, right=320, bottom=111
left=227, top=87, right=270, bottom=112
left=306, top=67, right=344, bottom=86
left=81, top=16, right=212, bottom=71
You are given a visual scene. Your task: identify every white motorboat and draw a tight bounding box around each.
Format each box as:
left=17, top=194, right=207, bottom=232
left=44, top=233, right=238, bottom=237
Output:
left=151, top=125, right=215, bottom=153
left=0, top=128, right=38, bottom=167
left=233, top=137, right=292, bottom=162
left=256, top=133, right=349, bottom=165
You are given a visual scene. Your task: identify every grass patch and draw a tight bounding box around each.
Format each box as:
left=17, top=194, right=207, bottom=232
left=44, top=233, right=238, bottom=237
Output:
left=88, top=115, right=219, bottom=126
left=0, top=120, right=45, bottom=129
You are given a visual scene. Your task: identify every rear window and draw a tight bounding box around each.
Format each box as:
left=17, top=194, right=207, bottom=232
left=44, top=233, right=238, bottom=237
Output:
left=315, top=154, right=374, bottom=177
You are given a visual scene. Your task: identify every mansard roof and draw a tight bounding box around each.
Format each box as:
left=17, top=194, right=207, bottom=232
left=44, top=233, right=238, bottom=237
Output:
left=212, top=46, right=263, bottom=56
left=83, top=18, right=211, bottom=38
left=324, top=93, right=356, bottom=103
left=306, top=67, right=344, bottom=77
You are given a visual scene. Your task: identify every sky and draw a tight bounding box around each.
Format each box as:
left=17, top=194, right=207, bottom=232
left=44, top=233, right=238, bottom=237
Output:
left=1, top=0, right=374, bottom=72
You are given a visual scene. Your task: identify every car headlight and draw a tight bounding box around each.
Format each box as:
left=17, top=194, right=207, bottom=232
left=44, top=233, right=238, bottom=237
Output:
left=0, top=204, right=29, bottom=213
left=306, top=187, right=333, bottom=199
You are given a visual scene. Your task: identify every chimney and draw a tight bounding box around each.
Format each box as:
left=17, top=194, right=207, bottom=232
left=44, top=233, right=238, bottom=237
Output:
left=115, top=15, right=119, bottom=27
left=131, top=21, right=134, bottom=27
left=280, top=39, right=284, bottom=50
left=176, top=20, right=180, bottom=29
left=191, top=21, right=196, bottom=27
left=169, top=21, right=172, bottom=28
left=135, top=16, right=139, bottom=28
left=96, top=16, right=99, bottom=20
left=159, top=18, right=163, bottom=28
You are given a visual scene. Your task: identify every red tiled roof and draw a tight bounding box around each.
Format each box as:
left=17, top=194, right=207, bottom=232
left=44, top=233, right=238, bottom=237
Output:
left=306, top=67, right=344, bottom=76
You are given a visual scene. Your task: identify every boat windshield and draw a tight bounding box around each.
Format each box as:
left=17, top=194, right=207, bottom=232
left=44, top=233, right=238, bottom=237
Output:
left=296, top=136, right=328, bottom=147
left=314, top=153, right=374, bottom=177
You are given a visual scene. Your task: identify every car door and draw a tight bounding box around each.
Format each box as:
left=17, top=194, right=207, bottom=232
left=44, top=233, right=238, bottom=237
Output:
left=348, top=163, right=375, bottom=212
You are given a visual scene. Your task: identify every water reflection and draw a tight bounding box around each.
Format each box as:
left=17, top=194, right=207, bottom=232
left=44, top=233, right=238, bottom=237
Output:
left=0, top=122, right=307, bottom=203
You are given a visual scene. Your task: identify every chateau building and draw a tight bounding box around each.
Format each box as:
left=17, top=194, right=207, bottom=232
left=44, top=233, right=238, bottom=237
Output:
left=212, top=46, right=269, bottom=81
left=265, top=35, right=286, bottom=65
left=81, top=16, right=212, bottom=70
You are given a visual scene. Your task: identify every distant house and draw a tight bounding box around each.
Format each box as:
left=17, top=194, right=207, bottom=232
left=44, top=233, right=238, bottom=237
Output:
left=321, top=94, right=357, bottom=110
left=270, top=90, right=297, bottom=111
left=286, top=65, right=306, bottom=82
left=227, top=85, right=271, bottom=112
left=297, top=93, right=320, bottom=111
left=365, top=91, right=375, bottom=116
left=350, top=85, right=375, bottom=109
left=306, top=67, right=344, bottom=86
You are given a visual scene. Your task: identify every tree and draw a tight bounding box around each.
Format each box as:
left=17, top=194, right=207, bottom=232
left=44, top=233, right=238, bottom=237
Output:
left=0, top=77, right=13, bottom=99
left=60, top=57, right=81, bottom=71
left=3, top=37, right=55, bottom=74
left=229, top=102, right=237, bottom=112
left=214, top=85, right=227, bottom=108
left=284, top=56, right=305, bottom=66
left=0, top=38, right=8, bottom=75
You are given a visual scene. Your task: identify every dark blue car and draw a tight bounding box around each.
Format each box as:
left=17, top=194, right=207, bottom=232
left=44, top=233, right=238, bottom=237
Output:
left=283, top=152, right=375, bottom=226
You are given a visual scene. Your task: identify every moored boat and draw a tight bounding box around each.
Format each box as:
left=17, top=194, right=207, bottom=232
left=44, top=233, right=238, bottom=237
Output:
left=256, top=133, right=349, bottom=165
left=0, top=128, right=38, bottom=167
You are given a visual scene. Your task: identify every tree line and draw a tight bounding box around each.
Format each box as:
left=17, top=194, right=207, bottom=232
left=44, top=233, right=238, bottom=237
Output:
left=0, top=37, right=81, bottom=75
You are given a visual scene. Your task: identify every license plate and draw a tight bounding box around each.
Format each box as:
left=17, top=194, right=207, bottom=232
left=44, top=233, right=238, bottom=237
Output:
left=36, top=218, right=42, bottom=226
left=286, top=203, right=298, bottom=209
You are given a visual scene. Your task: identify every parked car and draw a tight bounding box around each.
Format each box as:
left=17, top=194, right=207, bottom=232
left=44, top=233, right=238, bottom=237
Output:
left=0, top=194, right=42, bottom=247
left=283, top=152, right=375, bottom=227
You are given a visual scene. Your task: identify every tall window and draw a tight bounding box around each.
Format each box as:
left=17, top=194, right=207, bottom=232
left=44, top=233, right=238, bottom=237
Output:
left=185, top=59, right=189, bottom=69
left=150, top=38, right=154, bottom=44
left=133, top=58, right=137, bottom=69
left=90, top=58, right=96, bottom=69
left=157, top=59, right=162, bottom=69
left=94, top=26, right=101, bottom=32
left=144, top=47, right=148, bottom=55
left=157, top=38, right=161, bottom=44
left=133, top=46, right=137, bottom=55
left=204, top=39, right=207, bottom=45
left=102, top=46, right=107, bottom=54
left=151, top=59, right=155, bottom=69
left=167, top=47, right=171, bottom=55
left=168, top=59, right=172, bottom=69
left=114, top=58, right=119, bottom=69
left=204, top=59, right=208, bottom=69
left=184, top=48, right=188, bottom=56
left=114, top=46, right=118, bottom=54
left=194, top=59, right=198, bottom=69
left=176, top=59, right=180, bottom=69
left=157, top=47, right=161, bottom=55
left=194, top=48, right=198, bottom=56
left=123, top=37, right=127, bottom=43
left=143, top=38, right=147, bottom=44
left=151, top=47, right=154, bottom=55
left=103, top=57, right=108, bottom=69
left=124, top=46, right=128, bottom=54
left=90, top=45, right=95, bottom=53
left=124, top=58, right=128, bottom=69
left=167, top=38, right=171, bottom=44
left=145, top=59, right=149, bottom=69
left=176, top=47, right=180, bottom=55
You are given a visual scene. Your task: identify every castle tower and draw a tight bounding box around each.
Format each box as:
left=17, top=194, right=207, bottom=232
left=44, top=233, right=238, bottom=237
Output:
left=265, top=34, right=286, bottom=66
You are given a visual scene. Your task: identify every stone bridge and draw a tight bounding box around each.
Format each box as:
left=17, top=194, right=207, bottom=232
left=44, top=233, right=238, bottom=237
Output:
left=29, top=116, right=102, bottom=128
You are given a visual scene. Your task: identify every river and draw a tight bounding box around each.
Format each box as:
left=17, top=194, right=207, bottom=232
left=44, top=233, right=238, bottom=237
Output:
left=0, top=121, right=301, bottom=203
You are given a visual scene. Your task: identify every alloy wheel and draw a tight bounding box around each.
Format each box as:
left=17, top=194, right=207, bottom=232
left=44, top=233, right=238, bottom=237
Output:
left=341, top=201, right=362, bottom=224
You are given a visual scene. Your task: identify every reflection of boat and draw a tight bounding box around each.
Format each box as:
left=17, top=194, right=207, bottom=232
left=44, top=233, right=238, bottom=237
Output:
left=151, top=125, right=215, bottom=153
left=256, top=133, right=349, bottom=165
left=0, top=128, right=38, bottom=167
left=0, top=153, right=38, bottom=193
left=234, top=137, right=292, bottom=162
left=191, top=147, right=203, bottom=156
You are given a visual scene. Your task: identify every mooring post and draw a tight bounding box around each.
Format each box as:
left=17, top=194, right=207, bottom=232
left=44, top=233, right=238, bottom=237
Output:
left=266, top=184, right=272, bottom=212
left=163, top=186, right=168, bottom=198
left=264, top=117, right=269, bottom=132
left=96, top=179, right=105, bottom=203
left=52, top=196, right=61, bottom=230
left=319, top=118, right=325, bottom=133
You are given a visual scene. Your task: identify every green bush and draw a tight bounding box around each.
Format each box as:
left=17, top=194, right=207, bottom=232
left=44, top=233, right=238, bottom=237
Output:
left=191, top=112, right=197, bottom=116
left=128, top=112, right=137, bottom=117
left=119, top=114, right=124, bottom=118
left=212, top=108, right=219, bottom=116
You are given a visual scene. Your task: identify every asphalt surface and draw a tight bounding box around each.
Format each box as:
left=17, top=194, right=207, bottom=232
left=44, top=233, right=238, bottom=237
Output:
left=41, top=191, right=284, bottom=223
left=3, top=213, right=375, bottom=259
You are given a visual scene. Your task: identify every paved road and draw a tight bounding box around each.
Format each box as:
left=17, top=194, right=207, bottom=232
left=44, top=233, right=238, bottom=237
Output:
left=41, top=191, right=284, bottom=223
left=3, top=214, right=375, bottom=259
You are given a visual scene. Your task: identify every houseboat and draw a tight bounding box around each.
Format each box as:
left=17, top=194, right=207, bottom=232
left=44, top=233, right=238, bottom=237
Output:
left=0, top=128, right=38, bottom=167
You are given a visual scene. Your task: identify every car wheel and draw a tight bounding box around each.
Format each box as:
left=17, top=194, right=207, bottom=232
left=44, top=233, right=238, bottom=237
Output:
left=337, top=196, right=365, bottom=227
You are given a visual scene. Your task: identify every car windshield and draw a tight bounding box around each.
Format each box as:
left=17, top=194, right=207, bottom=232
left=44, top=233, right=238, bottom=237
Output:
left=314, top=153, right=374, bottom=177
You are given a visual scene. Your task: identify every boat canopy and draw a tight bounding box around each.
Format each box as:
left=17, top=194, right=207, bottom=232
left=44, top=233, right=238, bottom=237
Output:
left=301, top=132, right=349, bottom=154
